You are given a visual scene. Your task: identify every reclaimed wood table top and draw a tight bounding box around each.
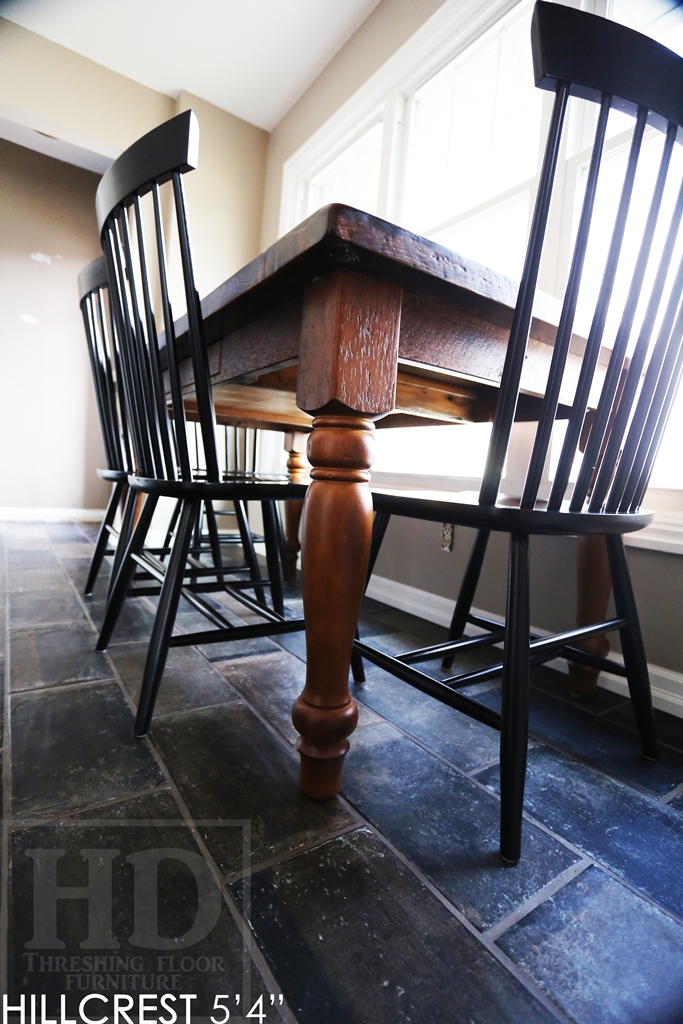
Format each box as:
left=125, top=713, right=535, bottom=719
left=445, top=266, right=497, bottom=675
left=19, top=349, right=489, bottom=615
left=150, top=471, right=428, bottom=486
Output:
left=175, top=203, right=600, bottom=432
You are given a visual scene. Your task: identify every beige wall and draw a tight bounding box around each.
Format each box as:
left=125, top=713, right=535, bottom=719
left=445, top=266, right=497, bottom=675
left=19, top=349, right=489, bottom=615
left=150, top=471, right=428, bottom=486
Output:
left=176, top=91, right=268, bottom=295
left=261, top=0, right=446, bottom=247
left=0, top=18, right=174, bottom=156
left=0, top=19, right=270, bottom=290
left=0, top=20, right=269, bottom=512
left=0, top=139, right=107, bottom=510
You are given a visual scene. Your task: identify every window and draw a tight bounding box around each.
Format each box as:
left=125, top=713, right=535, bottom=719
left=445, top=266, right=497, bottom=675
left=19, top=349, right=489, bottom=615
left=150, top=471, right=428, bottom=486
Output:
left=305, top=121, right=383, bottom=218
left=281, top=0, right=683, bottom=527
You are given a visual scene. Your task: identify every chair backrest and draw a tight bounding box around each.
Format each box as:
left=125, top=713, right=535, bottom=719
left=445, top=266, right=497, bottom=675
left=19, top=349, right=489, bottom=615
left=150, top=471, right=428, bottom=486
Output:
left=479, top=1, right=683, bottom=514
left=78, top=255, right=132, bottom=474
left=95, top=109, right=219, bottom=484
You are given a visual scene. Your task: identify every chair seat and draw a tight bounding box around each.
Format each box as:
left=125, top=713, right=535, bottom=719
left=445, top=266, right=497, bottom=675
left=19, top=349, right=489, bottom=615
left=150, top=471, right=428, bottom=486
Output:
left=129, top=474, right=307, bottom=502
left=371, top=486, right=653, bottom=536
left=97, top=468, right=128, bottom=483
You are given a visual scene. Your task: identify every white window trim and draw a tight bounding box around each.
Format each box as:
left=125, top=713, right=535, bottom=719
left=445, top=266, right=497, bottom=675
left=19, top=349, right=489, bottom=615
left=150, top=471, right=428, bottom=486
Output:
left=279, top=0, right=522, bottom=234
left=279, top=0, right=683, bottom=554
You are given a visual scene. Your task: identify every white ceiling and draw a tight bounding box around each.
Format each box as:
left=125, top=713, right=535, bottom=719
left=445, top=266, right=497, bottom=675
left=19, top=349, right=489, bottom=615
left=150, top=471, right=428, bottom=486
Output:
left=0, top=0, right=383, bottom=131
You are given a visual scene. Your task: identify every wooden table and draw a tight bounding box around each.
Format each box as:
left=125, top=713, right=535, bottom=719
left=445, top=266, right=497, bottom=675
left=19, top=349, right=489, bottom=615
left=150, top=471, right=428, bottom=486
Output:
left=176, top=204, right=603, bottom=799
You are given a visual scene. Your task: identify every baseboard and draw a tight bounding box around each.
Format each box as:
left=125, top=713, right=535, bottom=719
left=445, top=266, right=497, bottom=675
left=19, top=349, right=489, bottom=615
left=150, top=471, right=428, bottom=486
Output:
left=0, top=507, right=105, bottom=523
left=366, top=573, right=683, bottom=719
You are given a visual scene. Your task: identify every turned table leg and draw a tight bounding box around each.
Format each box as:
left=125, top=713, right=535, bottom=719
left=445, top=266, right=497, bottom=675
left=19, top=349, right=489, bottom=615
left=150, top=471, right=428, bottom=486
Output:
left=568, top=534, right=612, bottom=697
left=292, top=415, right=375, bottom=796
left=283, top=431, right=308, bottom=578
left=292, top=268, right=403, bottom=798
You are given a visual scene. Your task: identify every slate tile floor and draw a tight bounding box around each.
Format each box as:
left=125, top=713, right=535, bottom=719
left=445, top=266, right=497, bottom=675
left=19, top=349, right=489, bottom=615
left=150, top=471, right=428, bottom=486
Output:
left=2, top=521, right=683, bottom=1023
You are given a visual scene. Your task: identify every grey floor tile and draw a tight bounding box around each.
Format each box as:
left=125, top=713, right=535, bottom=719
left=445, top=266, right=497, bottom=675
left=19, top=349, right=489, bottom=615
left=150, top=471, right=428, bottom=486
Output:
left=498, top=866, right=683, bottom=1024
left=44, top=522, right=91, bottom=543
left=151, top=702, right=356, bottom=878
left=60, top=555, right=101, bottom=586
left=78, top=522, right=103, bottom=542
left=11, top=682, right=165, bottom=817
left=9, top=622, right=111, bottom=691
left=7, top=548, right=61, bottom=571
left=669, top=790, right=683, bottom=814
left=89, top=595, right=158, bottom=643
left=233, top=828, right=556, bottom=1024
left=272, top=629, right=307, bottom=662
left=352, top=661, right=501, bottom=772
left=472, top=681, right=683, bottom=796
left=8, top=811, right=282, bottom=1019
left=70, top=785, right=183, bottom=820
left=65, top=556, right=134, bottom=604
left=605, top=700, right=683, bottom=754
left=110, top=642, right=239, bottom=718
left=6, top=566, right=71, bottom=593
left=8, top=590, right=87, bottom=628
left=477, top=745, right=683, bottom=920
left=201, top=633, right=282, bottom=663
left=343, top=719, right=579, bottom=930
left=6, top=525, right=50, bottom=549
left=359, top=605, right=450, bottom=645
left=213, top=649, right=307, bottom=745
left=51, top=541, right=95, bottom=559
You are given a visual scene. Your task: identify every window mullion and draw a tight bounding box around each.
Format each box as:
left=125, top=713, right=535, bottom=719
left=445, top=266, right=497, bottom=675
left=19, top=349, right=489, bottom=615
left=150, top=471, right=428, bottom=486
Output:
left=377, top=91, right=406, bottom=223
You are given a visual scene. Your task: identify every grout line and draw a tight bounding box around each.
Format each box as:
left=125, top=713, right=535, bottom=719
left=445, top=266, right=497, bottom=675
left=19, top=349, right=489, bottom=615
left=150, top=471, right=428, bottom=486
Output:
left=350, top=818, right=574, bottom=1024
left=524, top=733, right=678, bottom=803
left=148, top=698, right=247, bottom=724
left=595, top=697, right=632, bottom=718
left=589, top=860, right=683, bottom=929
left=138, top=739, right=299, bottom=1024
left=9, top=675, right=117, bottom=699
left=660, top=780, right=683, bottom=805
left=226, top=821, right=363, bottom=884
left=6, top=784, right=176, bottom=828
left=483, top=858, right=592, bottom=943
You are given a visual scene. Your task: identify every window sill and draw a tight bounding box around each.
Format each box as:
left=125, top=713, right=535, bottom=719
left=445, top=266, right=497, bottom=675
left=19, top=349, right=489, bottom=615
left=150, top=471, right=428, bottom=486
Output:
left=624, top=514, right=683, bottom=556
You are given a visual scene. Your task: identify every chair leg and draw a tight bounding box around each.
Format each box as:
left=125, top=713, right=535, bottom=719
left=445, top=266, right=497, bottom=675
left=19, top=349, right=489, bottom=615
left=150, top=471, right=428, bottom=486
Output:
left=134, top=500, right=197, bottom=737
left=350, top=639, right=366, bottom=683
left=262, top=501, right=284, bottom=616
left=85, top=479, right=126, bottom=597
left=366, top=511, right=392, bottom=584
left=499, top=533, right=530, bottom=865
left=605, top=534, right=658, bottom=760
left=97, top=493, right=158, bottom=651
left=203, top=500, right=226, bottom=583
left=443, top=529, right=491, bottom=669
left=161, top=499, right=182, bottom=561
left=106, top=486, right=137, bottom=605
left=350, top=511, right=392, bottom=683
left=234, top=500, right=267, bottom=607
left=274, top=502, right=289, bottom=582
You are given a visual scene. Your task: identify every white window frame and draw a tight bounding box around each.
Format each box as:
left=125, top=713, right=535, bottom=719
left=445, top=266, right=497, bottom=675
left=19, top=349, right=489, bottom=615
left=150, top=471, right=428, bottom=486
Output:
left=279, top=0, right=683, bottom=554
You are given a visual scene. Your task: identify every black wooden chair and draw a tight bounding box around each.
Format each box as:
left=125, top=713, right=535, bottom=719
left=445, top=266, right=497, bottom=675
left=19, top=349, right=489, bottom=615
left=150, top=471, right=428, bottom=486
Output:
left=93, top=109, right=309, bottom=735
left=78, top=256, right=133, bottom=596
left=356, top=1, right=683, bottom=863
left=79, top=258, right=260, bottom=607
